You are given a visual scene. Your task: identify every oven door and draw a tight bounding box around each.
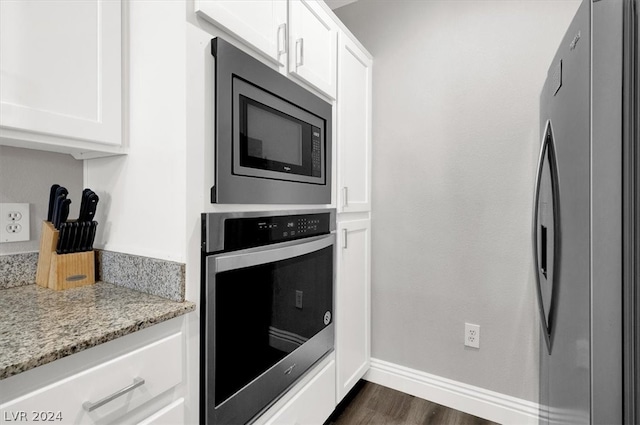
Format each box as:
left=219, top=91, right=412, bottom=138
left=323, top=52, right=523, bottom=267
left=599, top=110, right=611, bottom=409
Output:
left=203, top=233, right=335, bottom=425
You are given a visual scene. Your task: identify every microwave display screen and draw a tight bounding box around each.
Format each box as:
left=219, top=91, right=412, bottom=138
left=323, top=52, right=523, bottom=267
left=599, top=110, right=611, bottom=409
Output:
left=239, top=95, right=321, bottom=178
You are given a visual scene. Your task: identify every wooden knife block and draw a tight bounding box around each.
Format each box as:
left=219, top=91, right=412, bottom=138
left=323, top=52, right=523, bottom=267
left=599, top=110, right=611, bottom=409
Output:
left=36, top=221, right=95, bottom=290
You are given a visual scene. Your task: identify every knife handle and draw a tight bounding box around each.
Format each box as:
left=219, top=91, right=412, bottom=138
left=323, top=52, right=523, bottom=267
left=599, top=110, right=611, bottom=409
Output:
left=47, top=184, right=60, bottom=222
left=71, top=222, right=81, bottom=253
left=79, top=188, right=92, bottom=221
left=79, top=221, right=89, bottom=252
left=80, top=193, right=99, bottom=222
left=60, top=199, right=71, bottom=225
left=56, top=222, right=67, bottom=254
left=88, top=221, right=98, bottom=251
left=54, top=186, right=68, bottom=202
left=51, top=195, right=64, bottom=229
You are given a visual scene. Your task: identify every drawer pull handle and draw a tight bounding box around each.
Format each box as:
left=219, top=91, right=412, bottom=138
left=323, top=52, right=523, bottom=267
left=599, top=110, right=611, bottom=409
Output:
left=82, top=377, right=145, bottom=412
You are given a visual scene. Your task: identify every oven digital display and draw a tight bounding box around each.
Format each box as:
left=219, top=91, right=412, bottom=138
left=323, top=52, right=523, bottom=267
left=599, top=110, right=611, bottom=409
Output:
left=223, top=213, right=329, bottom=251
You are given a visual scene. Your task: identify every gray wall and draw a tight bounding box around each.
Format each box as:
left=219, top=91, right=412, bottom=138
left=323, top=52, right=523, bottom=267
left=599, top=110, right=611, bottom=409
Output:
left=335, top=0, right=580, bottom=401
left=0, top=146, right=83, bottom=254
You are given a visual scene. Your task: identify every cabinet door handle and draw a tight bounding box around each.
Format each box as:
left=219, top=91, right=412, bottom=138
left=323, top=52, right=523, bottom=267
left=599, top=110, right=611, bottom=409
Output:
left=295, top=38, right=304, bottom=67
left=343, top=229, right=348, bottom=249
left=82, top=377, right=145, bottom=412
left=277, top=23, right=287, bottom=57
left=343, top=187, right=349, bottom=208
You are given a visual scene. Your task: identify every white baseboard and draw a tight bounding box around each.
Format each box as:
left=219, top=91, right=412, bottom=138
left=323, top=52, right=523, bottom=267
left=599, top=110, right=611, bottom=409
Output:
left=364, top=358, right=540, bottom=425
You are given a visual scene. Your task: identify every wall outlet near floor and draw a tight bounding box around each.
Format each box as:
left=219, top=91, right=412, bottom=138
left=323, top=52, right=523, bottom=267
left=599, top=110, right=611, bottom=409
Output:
left=0, top=203, right=30, bottom=243
left=465, top=323, right=480, bottom=348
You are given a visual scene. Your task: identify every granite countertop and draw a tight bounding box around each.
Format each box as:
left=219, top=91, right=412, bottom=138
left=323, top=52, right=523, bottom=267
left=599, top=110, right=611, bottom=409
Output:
left=0, top=282, right=195, bottom=380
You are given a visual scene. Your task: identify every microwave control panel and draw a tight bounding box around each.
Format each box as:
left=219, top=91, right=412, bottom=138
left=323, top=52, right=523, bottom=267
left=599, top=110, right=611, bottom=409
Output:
left=224, top=212, right=330, bottom=251
left=311, top=126, right=322, bottom=177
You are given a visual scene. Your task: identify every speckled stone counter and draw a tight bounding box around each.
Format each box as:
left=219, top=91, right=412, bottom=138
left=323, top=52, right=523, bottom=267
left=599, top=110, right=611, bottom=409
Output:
left=0, top=252, right=38, bottom=289
left=0, top=282, right=195, bottom=380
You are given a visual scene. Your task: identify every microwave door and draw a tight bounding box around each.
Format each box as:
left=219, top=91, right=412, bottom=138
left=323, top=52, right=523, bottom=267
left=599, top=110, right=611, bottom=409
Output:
left=232, top=78, right=325, bottom=184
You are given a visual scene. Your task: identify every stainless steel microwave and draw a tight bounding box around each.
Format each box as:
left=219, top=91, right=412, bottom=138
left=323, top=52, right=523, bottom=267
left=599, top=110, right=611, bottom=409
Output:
left=211, top=37, right=332, bottom=204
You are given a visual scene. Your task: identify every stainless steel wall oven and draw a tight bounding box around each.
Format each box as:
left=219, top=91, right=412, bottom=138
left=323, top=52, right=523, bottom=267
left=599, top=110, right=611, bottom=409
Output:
left=201, top=209, right=336, bottom=424
left=211, top=37, right=332, bottom=205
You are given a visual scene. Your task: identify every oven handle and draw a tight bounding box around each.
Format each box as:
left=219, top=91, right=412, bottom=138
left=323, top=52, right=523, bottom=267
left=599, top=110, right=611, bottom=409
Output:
left=215, top=234, right=336, bottom=273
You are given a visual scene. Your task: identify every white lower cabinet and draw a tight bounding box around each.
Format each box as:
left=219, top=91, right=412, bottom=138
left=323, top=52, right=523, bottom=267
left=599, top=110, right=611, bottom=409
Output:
left=336, top=218, right=371, bottom=402
left=263, top=359, right=336, bottom=425
left=0, top=321, right=185, bottom=425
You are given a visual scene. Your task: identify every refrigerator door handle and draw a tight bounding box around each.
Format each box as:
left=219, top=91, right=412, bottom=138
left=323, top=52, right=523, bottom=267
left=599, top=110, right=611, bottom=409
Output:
left=533, top=119, right=561, bottom=354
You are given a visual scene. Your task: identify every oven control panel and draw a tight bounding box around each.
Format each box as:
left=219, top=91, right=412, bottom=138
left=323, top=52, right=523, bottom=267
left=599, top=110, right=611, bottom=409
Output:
left=223, top=212, right=330, bottom=251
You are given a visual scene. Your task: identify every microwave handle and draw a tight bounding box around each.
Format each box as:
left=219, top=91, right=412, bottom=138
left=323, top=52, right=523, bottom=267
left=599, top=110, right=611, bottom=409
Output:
left=214, top=233, right=335, bottom=273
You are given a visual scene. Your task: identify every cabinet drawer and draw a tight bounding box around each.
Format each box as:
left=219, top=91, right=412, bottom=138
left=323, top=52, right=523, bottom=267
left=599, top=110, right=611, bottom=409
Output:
left=264, top=359, right=336, bottom=425
left=0, top=333, right=182, bottom=425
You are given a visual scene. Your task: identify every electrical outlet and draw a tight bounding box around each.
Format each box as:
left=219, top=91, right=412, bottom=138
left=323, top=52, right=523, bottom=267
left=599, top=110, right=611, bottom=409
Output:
left=0, top=203, right=30, bottom=243
left=465, top=323, right=480, bottom=349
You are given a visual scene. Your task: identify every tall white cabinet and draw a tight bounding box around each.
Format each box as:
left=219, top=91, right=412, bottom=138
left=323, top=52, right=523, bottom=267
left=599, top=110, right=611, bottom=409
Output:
left=0, top=0, right=124, bottom=159
left=335, top=30, right=373, bottom=404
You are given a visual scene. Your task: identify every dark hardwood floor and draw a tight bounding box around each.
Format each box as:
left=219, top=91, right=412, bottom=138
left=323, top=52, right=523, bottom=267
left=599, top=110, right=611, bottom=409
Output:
left=326, top=381, right=500, bottom=425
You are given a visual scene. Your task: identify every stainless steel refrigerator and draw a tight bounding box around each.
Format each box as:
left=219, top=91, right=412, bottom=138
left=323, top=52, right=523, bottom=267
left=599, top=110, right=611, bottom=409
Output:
left=536, top=0, right=639, bottom=423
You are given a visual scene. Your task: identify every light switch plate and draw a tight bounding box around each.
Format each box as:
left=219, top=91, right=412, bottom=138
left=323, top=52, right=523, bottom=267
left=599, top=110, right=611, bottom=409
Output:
left=0, top=203, right=30, bottom=243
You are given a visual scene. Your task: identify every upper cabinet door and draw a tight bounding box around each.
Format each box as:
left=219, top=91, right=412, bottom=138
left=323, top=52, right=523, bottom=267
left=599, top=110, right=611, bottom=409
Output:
left=0, top=0, right=122, bottom=151
left=288, top=0, right=337, bottom=99
left=338, top=34, right=372, bottom=213
left=195, top=1, right=287, bottom=65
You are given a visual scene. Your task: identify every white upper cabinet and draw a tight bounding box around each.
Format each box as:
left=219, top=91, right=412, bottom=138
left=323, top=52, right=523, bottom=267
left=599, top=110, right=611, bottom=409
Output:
left=195, top=1, right=287, bottom=65
left=195, top=0, right=337, bottom=99
left=338, top=34, right=372, bottom=213
left=0, top=0, right=123, bottom=159
left=288, top=0, right=338, bottom=99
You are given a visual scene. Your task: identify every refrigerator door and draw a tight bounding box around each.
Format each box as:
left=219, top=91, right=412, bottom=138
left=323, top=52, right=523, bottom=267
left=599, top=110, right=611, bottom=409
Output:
left=538, top=0, right=591, bottom=423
